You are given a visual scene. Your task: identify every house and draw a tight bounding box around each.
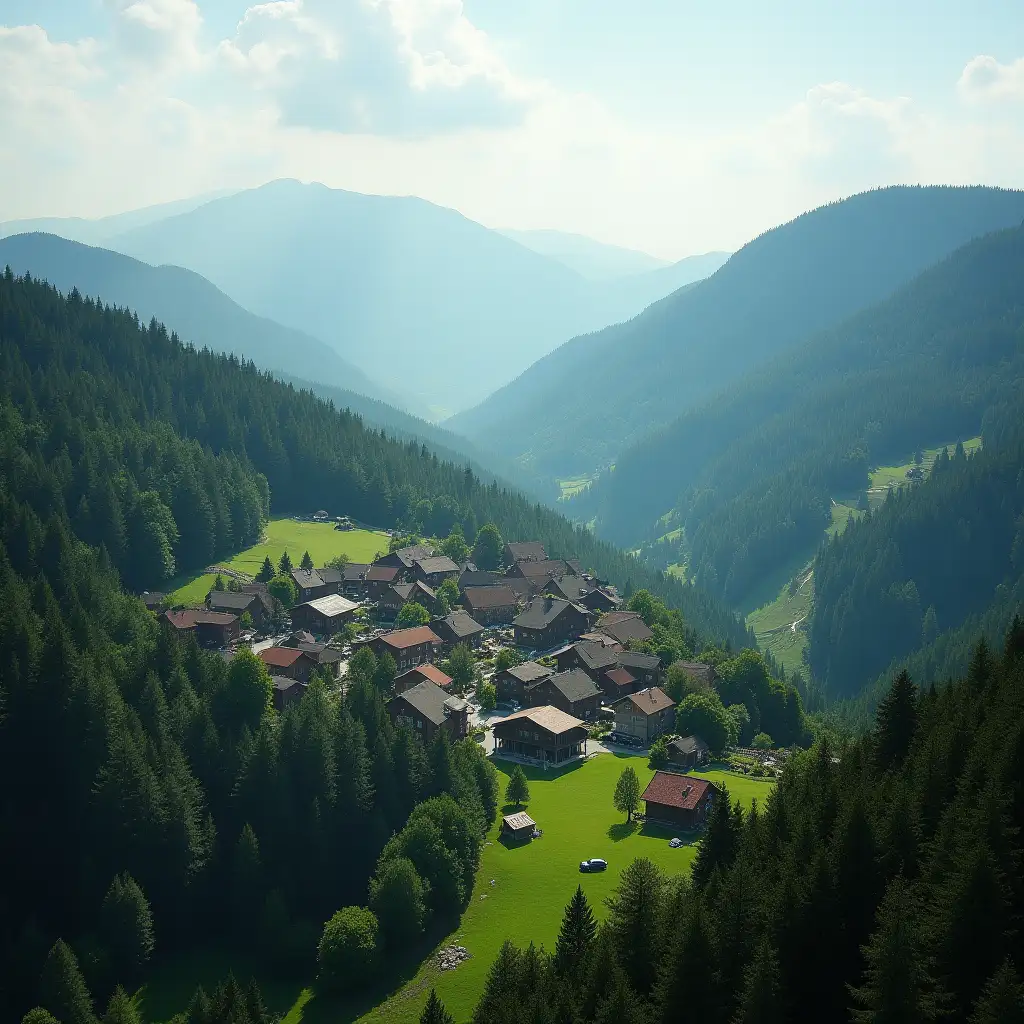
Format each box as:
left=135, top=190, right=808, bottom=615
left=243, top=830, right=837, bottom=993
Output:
left=413, top=555, right=461, bottom=587
left=457, top=568, right=506, bottom=592
left=142, top=591, right=166, bottom=612
left=291, top=568, right=333, bottom=602
left=616, top=651, right=663, bottom=690
left=364, top=564, right=402, bottom=599
left=603, top=667, right=640, bottom=699
left=555, top=639, right=620, bottom=677
left=378, top=581, right=439, bottom=619
left=507, top=559, right=573, bottom=592
left=463, top=585, right=520, bottom=625
left=494, top=661, right=553, bottom=703
left=504, top=541, right=547, bottom=565
left=670, top=661, right=719, bottom=690
left=272, top=675, right=306, bottom=711
left=290, top=594, right=359, bottom=635
left=258, top=646, right=319, bottom=683
left=365, top=626, right=443, bottom=671
left=164, top=609, right=240, bottom=649
left=277, top=633, right=345, bottom=680
left=641, top=772, right=717, bottom=829
left=394, top=662, right=454, bottom=694
left=667, top=735, right=711, bottom=770
left=501, top=811, right=536, bottom=843
left=314, top=566, right=347, bottom=595
left=431, top=609, right=486, bottom=649
left=492, top=706, right=588, bottom=765
left=328, top=563, right=370, bottom=597
left=388, top=680, right=469, bottom=743
left=596, top=611, right=655, bottom=646
left=611, top=687, right=677, bottom=745
left=513, top=597, right=592, bottom=651
left=206, top=589, right=273, bottom=628
left=529, top=669, right=603, bottom=720
left=374, top=544, right=436, bottom=573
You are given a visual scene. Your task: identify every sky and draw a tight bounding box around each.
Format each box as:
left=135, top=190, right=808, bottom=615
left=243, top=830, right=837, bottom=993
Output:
left=1, top=1, right=1023, bottom=257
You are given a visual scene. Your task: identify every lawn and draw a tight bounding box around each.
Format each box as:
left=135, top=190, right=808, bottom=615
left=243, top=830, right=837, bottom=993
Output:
left=866, top=436, right=981, bottom=509
left=166, top=518, right=391, bottom=605
left=138, top=754, right=772, bottom=1024
left=746, top=562, right=813, bottom=677
left=558, top=476, right=594, bottom=500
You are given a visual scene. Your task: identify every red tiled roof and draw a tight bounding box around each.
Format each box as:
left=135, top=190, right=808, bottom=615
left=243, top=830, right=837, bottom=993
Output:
left=641, top=772, right=715, bottom=811
left=259, top=647, right=310, bottom=668
left=397, top=663, right=453, bottom=688
left=165, top=609, right=238, bottom=628
left=605, top=667, right=637, bottom=688
left=379, top=626, right=441, bottom=649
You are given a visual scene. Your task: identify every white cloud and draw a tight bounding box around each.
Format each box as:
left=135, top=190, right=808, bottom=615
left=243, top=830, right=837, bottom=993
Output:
left=958, top=55, right=1024, bottom=104
left=107, top=0, right=204, bottom=71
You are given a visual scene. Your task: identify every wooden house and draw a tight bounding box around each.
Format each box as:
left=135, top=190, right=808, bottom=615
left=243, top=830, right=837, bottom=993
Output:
left=394, top=663, right=454, bottom=694
left=492, top=706, right=588, bottom=765
left=463, top=585, right=520, bottom=625
left=364, top=626, right=443, bottom=671
left=494, top=661, right=553, bottom=703
left=641, top=773, right=717, bottom=829
left=667, top=735, right=711, bottom=770
left=388, top=680, right=469, bottom=743
left=164, top=609, right=239, bottom=649
left=611, top=687, right=677, bottom=745
left=289, top=593, right=358, bottom=635
left=513, top=597, right=591, bottom=651
left=529, top=669, right=603, bottom=720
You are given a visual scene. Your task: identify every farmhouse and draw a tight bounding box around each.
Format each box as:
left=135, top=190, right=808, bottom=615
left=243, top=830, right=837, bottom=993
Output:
left=277, top=632, right=344, bottom=679
left=258, top=646, right=319, bottom=683
left=641, top=772, right=717, bottom=829
left=603, top=667, right=640, bottom=699
left=529, top=669, right=603, bottom=719
left=364, top=564, right=401, bottom=599
left=272, top=676, right=306, bottom=711
left=611, top=687, right=677, bottom=745
left=596, top=611, right=655, bottom=646
left=555, top=639, right=620, bottom=676
left=374, top=544, right=436, bottom=572
left=463, top=585, right=520, bottom=625
left=378, top=581, right=439, bottom=619
left=501, top=811, right=537, bottom=843
left=513, top=596, right=591, bottom=651
left=413, top=555, right=461, bottom=586
left=291, top=568, right=333, bottom=602
left=492, top=706, right=589, bottom=765
left=616, top=651, right=664, bottom=690
left=457, top=568, right=505, bottom=592
left=364, top=626, right=443, bottom=671
left=329, top=563, right=370, bottom=597
left=507, top=559, right=574, bottom=592
left=667, top=735, right=711, bottom=770
left=142, top=592, right=167, bottom=612
left=289, top=594, right=359, bottom=635
left=206, top=589, right=272, bottom=628
left=494, top=660, right=553, bottom=703
left=394, top=662, right=454, bottom=694
left=388, top=680, right=469, bottom=742
left=504, top=541, right=547, bottom=565
left=164, top=609, right=239, bottom=649
left=545, top=575, right=621, bottom=613
left=431, top=609, right=485, bottom=648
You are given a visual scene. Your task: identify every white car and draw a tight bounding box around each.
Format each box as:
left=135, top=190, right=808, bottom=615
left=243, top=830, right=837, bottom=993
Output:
left=668, top=837, right=684, bottom=849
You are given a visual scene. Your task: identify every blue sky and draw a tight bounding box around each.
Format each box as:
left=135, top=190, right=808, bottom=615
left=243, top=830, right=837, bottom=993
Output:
left=2, top=1, right=1023, bottom=255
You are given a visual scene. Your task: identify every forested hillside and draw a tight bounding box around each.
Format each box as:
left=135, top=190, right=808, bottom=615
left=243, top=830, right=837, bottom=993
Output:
left=580, top=219, right=1024, bottom=607
left=456, top=629, right=1024, bottom=1024
left=451, top=185, right=1024, bottom=477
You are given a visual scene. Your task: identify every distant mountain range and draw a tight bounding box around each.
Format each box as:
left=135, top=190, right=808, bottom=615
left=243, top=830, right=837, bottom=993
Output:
left=6, top=181, right=726, bottom=416
left=449, top=185, right=1024, bottom=477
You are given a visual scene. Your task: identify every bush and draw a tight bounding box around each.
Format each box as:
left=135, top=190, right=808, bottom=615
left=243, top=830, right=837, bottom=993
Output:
left=675, top=691, right=734, bottom=756
left=477, top=681, right=497, bottom=712
left=267, top=573, right=298, bottom=609
left=752, top=732, right=774, bottom=750
left=318, top=907, right=380, bottom=992
left=648, top=735, right=669, bottom=770
left=493, top=648, right=523, bottom=673
left=398, top=602, right=430, bottom=628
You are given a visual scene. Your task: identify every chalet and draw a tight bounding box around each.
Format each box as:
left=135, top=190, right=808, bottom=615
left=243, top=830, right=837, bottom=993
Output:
left=463, top=585, right=520, bottom=625
left=291, top=568, right=333, bottom=602
left=331, top=562, right=370, bottom=597
left=667, top=735, right=711, bottom=770
left=603, top=667, right=640, bottom=699
left=457, top=568, right=505, bottom=592
left=494, top=660, right=552, bottom=703
left=492, top=706, right=589, bottom=765
left=378, top=581, right=439, bottom=619
left=611, top=687, right=676, bottom=745
left=364, top=564, right=401, bottom=599
left=670, top=661, right=719, bottom=690
left=507, top=559, right=573, bottom=593
left=374, top=544, right=436, bottom=573
left=164, top=609, right=239, bottom=649
left=413, top=555, right=461, bottom=587
left=280, top=629, right=316, bottom=646
left=394, top=662, right=454, bottom=694
left=555, top=639, right=620, bottom=677
left=365, top=626, right=443, bottom=671
left=579, top=586, right=621, bottom=614
left=142, top=591, right=166, bottom=612
left=617, top=651, right=663, bottom=689
left=596, top=611, right=655, bottom=646
left=579, top=631, right=622, bottom=648
left=513, top=597, right=591, bottom=651
left=258, top=646, right=319, bottom=683
left=388, top=680, right=469, bottom=743
left=431, top=609, right=486, bottom=649
left=529, top=669, right=603, bottom=720
left=206, top=589, right=273, bottom=628
left=501, top=811, right=537, bottom=843
left=272, top=676, right=306, bottom=711
left=641, top=772, right=717, bottom=829
left=278, top=632, right=345, bottom=679
left=504, top=541, right=547, bottom=565
left=289, top=594, right=359, bottom=635
left=543, top=574, right=621, bottom=613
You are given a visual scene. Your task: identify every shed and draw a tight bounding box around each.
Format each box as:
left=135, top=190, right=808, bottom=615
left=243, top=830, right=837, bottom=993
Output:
left=501, top=811, right=537, bottom=843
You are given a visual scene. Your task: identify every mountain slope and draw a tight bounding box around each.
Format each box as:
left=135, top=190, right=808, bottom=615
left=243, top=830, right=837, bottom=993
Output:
left=450, top=185, right=1024, bottom=476
left=499, top=228, right=671, bottom=279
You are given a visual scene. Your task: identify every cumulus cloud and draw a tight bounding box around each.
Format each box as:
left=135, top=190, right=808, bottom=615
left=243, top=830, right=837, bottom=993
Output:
left=106, top=0, right=204, bottom=71
left=959, top=55, right=1024, bottom=103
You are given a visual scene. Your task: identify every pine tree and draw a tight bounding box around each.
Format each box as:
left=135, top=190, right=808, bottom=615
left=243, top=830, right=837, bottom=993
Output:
left=692, top=783, right=736, bottom=886
left=256, top=556, right=275, bottom=583
left=613, top=766, right=641, bottom=822
left=606, top=858, right=664, bottom=995
left=40, top=939, right=98, bottom=1024
left=595, top=970, right=649, bottom=1024
left=655, top=902, right=720, bottom=1023
left=232, top=824, right=263, bottom=938
left=554, top=885, right=598, bottom=979
left=213, top=574, right=225, bottom=591
left=874, top=671, right=918, bottom=771
left=244, top=978, right=274, bottom=1024
left=505, top=764, right=530, bottom=808
left=969, top=960, right=1024, bottom=1024
left=278, top=550, right=292, bottom=575
left=420, top=989, right=456, bottom=1024
left=732, top=938, right=784, bottom=1024
left=99, top=874, right=155, bottom=988
left=300, top=550, right=314, bottom=572
left=21, top=1011, right=60, bottom=1024
left=186, top=985, right=212, bottom=1024
left=102, top=987, right=142, bottom=1024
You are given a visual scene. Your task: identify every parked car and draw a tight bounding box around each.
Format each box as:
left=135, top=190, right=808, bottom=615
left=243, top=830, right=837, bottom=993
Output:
left=579, top=858, right=608, bottom=873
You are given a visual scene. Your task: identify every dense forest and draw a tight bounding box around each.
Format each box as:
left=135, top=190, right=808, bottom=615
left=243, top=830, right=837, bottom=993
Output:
left=581, top=217, right=1024, bottom=607
left=0, top=268, right=750, bottom=649
left=447, top=626, right=1024, bottom=1024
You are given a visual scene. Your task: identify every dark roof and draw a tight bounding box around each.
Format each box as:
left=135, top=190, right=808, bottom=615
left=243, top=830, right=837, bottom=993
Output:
left=291, top=568, right=325, bottom=590
left=259, top=647, right=313, bottom=669
left=605, top=667, right=637, bottom=689
left=513, top=559, right=571, bottom=579
left=514, top=596, right=585, bottom=630
left=378, top=626, right=442, bottom=650
left=390, top=544, right=436, bottom=568
left=641, top=772, right=716, bottom=811
left=394, top=680, right=467, bottom=726
left=572, top=640, right=619, bottom=672
left=366, top=565, right=400, bottom=582
left=505, top=542, right=547, bottom=563
left=614, top=687, right=676, bottom=716
left=142, top=591, right=166, bottom=608
left=671, top=661, right=718, bottom=688
left=617, top=650, right=662, bottom=672
left=544, top=669, right=602, bottom=704
left=414, top=555, right=460, bottom=575
left=395, top=663, right=454, bottom=688
left=315, top=566, right=344, bottom=585
left=598, top=612, right=655, bottom=644
left=281, top=630, right=317, bottom=646
left=504, top=660, right=553, bottom=684
left=580, top=631, right=622, bottom=648
left=669, top=735, right=710, bottom=756
left=458, top=569, right=505, bottom=590
left=546, top=575, right=595, bottom=602
left=342, top=563, right=370, bottom=581
left=435, top=609, right=485, bottom=640
left=207, top=590, right=263, bottom=612
left=271, top=675, right=305, bottom=693
left=386, top=580, right=437, bottom=604
left=464, top=585, right=519, bottom=609
left=165, top=609, right=238, bottom=629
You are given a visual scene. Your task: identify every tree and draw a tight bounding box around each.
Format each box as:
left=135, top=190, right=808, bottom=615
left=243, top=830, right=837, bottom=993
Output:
left=420, top=990, right=456, bottom=1024
left=472, top=524, right=504, bottom=570
left=256, top=556, right=275, bottom=583
left=554, top=885, right=598, bottom=979
left=505, top=764, right=530, bottom=808
left=102, top=987, right=142, bottom=1024
left=970, top=960, right=1024, bottom=1024
left=278, top=550, right=293, bottom=574
left=648, top=735, right=669, bottom=770
left=665, top=661, right=711, bottom=700
left=373, top=652, right=397, bottom=692
left=267, top=573, right=298, bottom=609
left=22, top=1012, right=60, bottom=1024
left=436, top=577, right=460, bottom=611
left=477, top=681, right=497, bottom=712
left=732, top=938, right=784, bottom=1024
left=494, top=648, right=523, bottom=673
left=676, top=691, right=733, bottom=755
left=614, top=766, right=641, bottom=822
left=691, top=784, right=737, bottom=886
left=300, top=550, right=314, bottom=572
left=125, top=490, right=179, bottom=587
left=727, top=703, right=753, bottom=745
left=874, top=670, right=917, bottom=771
left=220, top=647, right=273, bottom=730
left=751, top=732, right=774, bottom=750
left=40, top=939, right=97, bottom=1024
left=326, top=552, right=350, bottom=571
left=318, top=907, right=380, bottom=992
left=213, top=574, right=225, bottom=591
left=348, top=646, right=378, bottom=688
left=440, top=524, right=469, bottom=565
left=398, top=602, right=430, bottom=628
left=369, top=857, right=428, bottom=948
left=606, top=858, right=664, bottom=994
left=99, top=874, right=155, bottom=988
left=443, top=644, right=476, bottom=692
left=240, top=611, right=253, bottom=631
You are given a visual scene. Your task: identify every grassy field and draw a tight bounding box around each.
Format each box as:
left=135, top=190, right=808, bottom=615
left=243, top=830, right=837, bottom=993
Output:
left=865, top=436, right=981, bottom=509
left=558, top=476, right=594, bottom=500
left=746, top=562, right=813, bottom=677
left=166, top=519, right=391, bottom=605
left=139, top=754, right=772, bottom=1023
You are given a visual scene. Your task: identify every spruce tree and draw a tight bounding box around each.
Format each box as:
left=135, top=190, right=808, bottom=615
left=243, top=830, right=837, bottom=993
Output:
left=99, top=874, right=155, bottom=987
left=554, top=885, right=598, bottom=979
left=420, top=989, right=456, bottom=1024
left=505, top=764, right=530, bottom=808
left=186, top=985, right=212, bottom=1024
left=606, top=858, right=664, bottom=995
left=102, top=987, right=142, bottom=1024
left=40, top=939, right=98, bottom=1024
left=300, top=550, right=314, bottom=572
left=692, top=783, right=736, bottom=886
left=278, top=550, right=292, bottom=575
left=655, top=903, right=720, bottom=1023
left=213, top=574, right=225, bottom=591
left=21, top=1011, right=60, bottom=1024
left=969, top=959, right=1024, bottom=1024
left=595, top=970, right=648, bottom=1024
left=244, top=978, right=274, bottom=1024
left=256, top=556, right=275, bottom=583
left=733, top=938, right=784, bottom=1024
left=874, top=671, right=917, bottom=771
